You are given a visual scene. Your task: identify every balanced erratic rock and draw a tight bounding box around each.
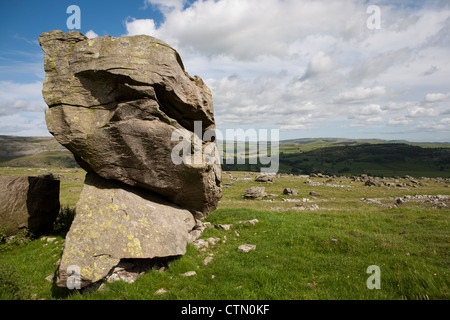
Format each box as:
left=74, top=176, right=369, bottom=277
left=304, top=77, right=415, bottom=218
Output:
left=39, top=30, right=222, bottom=289
left=39, top=30, right=221, bottom=218
left=0, top=174, right=60, bottom=236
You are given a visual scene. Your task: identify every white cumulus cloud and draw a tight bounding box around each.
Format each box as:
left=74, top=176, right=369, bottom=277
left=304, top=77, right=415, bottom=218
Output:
left=333, top=86, right=386, bottom=104
left=85, top=30, right=99, bottom=39
left=425, top=92, right=450, bottom=103
left=4, top=0, right=449, bottom=139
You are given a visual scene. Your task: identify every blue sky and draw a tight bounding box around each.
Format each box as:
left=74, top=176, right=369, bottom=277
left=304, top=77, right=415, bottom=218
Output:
left=0, top=0, right=449, bottom=142
left=0, top=1, right=162, bottom=82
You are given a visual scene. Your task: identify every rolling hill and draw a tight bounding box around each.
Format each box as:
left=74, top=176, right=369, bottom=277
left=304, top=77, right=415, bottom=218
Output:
left=0, top=135, right=78, bottom=168
left=1, top=135, right=449, bottom=177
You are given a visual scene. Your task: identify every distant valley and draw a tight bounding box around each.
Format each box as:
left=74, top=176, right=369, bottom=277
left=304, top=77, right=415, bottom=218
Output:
left=1, top=135, right=449, bottom=178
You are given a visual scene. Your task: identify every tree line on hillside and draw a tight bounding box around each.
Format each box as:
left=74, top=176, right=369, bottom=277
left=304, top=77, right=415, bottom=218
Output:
left=221, top=143, right=450, bottom=178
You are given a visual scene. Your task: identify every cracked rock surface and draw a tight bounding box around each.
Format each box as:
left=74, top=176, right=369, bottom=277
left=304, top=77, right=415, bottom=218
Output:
left=56, top=173, right=195, bottom=288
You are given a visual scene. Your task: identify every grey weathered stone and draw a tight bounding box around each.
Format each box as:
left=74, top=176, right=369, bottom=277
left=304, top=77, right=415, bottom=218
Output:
left=216, top=224, right=232, bottom=230
left=192, top=239, right=209, bottom=250
left=154, top=288, right=168, bottom=295
left=106, top=259, right=166, bottom=284
left=0, top=175, right=60, bottom=236
left=40, top=30, right=224, bottom=289
left=283, top=188, right=298, bottom=196
left=55, top=173, right=195, bottom=288
left=187, top=229, right=204, bottom=243
left=237, top=244, right=256, bottom=253
left=239, top=219, right=259, bottom=225
left=365, top=179, right=384, bottom=187
left=39, top=30, right=221, bottom=218
left=179, top=271, right=197, bottom=277
left=255, top=175, right=273, bottom=183
left=244, top=186, right=267, bottom=199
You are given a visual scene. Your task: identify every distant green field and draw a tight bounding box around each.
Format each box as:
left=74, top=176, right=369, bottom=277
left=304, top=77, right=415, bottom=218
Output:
left=0, top=135, right=77, bottom=168
left=1, top=135, right=449, bottom=177
left=0, top=151, right=78, bottom=168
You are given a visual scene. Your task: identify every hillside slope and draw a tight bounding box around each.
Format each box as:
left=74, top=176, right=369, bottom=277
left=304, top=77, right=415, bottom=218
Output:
left=279, top=143, right=450, bottom=177
left=0, top=135, right=77, bottom=168
left=1, top=135, right=449, bottom=177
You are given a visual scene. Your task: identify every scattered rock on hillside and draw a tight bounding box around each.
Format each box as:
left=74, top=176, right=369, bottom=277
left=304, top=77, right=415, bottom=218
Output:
left=238, top=244, right=256, bottom=253
left=283, top=188, right=298, bottom=196
left=188, top=229, right=203, bottom=243
left=360, top=198, right=382, bottom=204
left=239, top=219, right=259, bottom=225
left=365, top=179, right=384, bottom=187
left=244, top=186, right=267, bottom=199
left=192, top=239, right=210, bottom=250
left=203, top=257, right=214, bottom=266
left=217, top=224, right=232, bottom=230
left=180, top=271, right=197, bottom=277
left=255, top=175, right=274, bottom=183
left=294, top=204, right=320, bottom=211
left=154, top=288, right=168, bottom=295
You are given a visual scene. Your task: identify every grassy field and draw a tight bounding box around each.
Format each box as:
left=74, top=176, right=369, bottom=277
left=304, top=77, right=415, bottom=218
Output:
left=0, top=168, right=449, bottom=300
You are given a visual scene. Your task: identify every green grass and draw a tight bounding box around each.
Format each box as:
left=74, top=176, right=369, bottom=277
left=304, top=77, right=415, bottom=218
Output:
left=0, top=169, right=449, bottom=300
left=0, top=151, right=78, bottom=168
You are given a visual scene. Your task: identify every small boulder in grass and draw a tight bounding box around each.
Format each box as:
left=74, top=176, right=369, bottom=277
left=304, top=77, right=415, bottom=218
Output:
left=283, top=188, right=298, bottom=196
left=244, top=187, right=267, bottom=199
left=180, top=271, right=197, bottom=277
left=154, top=288, right=167, bottom=295
left=238, top=244, right=256, bottom=253
left=217, top=224, right=232, bottom=230
left=239, top=219, right=259, bottom=225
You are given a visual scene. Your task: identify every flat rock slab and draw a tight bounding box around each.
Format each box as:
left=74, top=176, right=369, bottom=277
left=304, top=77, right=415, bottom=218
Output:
left=56, top=173, right=195, bottom=288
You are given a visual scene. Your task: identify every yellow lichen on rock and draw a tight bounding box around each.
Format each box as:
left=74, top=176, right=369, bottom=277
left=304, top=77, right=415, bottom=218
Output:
left=127, top=237, right=143, bottom=257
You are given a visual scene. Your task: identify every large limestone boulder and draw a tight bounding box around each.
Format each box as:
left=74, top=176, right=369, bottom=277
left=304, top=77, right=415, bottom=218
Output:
left=39, top=30, right=222, bottom=289
left=39, top=30, right=222, bottom=218
left=0, top=174, right=60, bottom=236
left=56, top=173, right=196, bottom=288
